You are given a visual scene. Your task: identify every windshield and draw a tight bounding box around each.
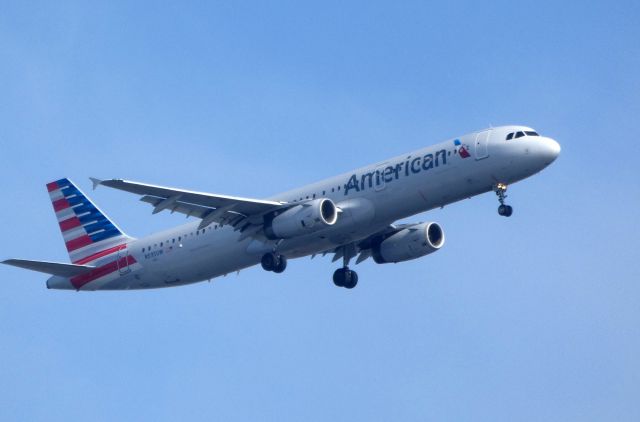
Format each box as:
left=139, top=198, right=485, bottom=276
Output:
left=506, top=130, right=540, bottom=140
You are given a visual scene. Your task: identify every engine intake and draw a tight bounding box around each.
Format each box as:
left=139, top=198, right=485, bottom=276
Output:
left=265, top=198, right=338, bottom=239
left=372, top=222, right=445, bottom=264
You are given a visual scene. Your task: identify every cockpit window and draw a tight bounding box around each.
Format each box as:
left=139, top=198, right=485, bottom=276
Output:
left=515, top=131, right=525, bottom=138
left=506, top=132, right=514, bottom=140
left=525, top=131, right=539, bottom=136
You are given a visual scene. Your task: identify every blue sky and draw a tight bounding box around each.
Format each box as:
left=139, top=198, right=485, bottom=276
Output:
left=1, top=1, right=639, bottom=420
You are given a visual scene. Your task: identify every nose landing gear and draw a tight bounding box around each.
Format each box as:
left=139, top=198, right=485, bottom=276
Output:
left=494, top=183, right=513, bottom=217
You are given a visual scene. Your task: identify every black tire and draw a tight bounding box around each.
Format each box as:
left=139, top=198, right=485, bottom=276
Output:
left=333, top=268, right=345, bottom=287
left=261, top=253, right=277, bottom=272
left=343, top=270, right=358, bottom=289
left=505, top=205, right=513, bottom=217
left=273, top=255, right=287, bottom=273
left=498, top=204, right=507, bottom=216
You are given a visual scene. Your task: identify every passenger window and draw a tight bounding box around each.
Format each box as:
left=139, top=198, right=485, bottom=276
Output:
left=506, top=132, right=514, bottom=140
left=515, top=131, right=525, bottom=138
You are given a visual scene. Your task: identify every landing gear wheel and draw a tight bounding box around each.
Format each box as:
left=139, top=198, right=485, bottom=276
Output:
left=262, top=253, right=287, bottom=273
left=332, top=267, right=358, bottom=289
left=273, top=255, right=287, bottom=273
left=333, top=268, right=345, bottom=287
left=498, top=204, right=513, bottom=217
left=343, top=270, right=358, bottom=289
left=494, top=183, right=513, bottom=217
left=261, top=252, right=277, bottom=272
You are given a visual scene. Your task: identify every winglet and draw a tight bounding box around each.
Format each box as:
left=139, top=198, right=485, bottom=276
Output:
left=89, top=177, right=103, bottom=191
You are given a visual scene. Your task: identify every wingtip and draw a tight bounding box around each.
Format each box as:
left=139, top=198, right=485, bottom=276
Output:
left=89, top=177, right=103, bottom=191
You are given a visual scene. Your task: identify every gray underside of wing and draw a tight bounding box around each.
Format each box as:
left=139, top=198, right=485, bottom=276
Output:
left=319, top=224, right=404, bottom=264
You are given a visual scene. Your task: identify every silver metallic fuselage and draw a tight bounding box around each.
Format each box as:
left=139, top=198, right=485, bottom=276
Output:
left=47, top=125, right=560, bottom=290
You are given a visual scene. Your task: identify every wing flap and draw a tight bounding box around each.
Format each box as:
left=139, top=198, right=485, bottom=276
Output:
left=140, top=195, right=213, bottom=219
left=3, top=259, right=96, bottom=277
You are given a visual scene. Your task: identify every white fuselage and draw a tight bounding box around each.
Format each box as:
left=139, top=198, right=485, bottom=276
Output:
left=47, top=125, right=560, bottom=290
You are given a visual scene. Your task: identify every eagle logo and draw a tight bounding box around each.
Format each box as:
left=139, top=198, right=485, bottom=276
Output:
left=454, top=139, right=471, bottom=158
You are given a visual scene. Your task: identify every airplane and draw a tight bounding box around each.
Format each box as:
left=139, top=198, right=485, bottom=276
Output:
left=2, top=125, right=560, bottom=290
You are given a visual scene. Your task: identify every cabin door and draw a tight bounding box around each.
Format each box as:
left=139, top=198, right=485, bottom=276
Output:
left=117, top=247, right=131, bottom=276
left=475, top=130, right=490, bottom=160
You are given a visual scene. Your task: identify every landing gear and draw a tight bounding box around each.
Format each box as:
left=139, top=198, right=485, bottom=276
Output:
left=498, top=204, right=513, bottom=217
left=332, top=246, right=359, bottom=289
left=494, top=183, right=513, bottom=217
left=273, top=256, right=287, bottom=273
left=261, top=252, right=287, bottom=273
left=333, top=267, right=358, bottom=289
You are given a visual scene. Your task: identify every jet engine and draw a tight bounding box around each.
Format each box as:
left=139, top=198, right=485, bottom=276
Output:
left=264, top=198, right=338, bottom=239
left=372, top=222, right=445, bottom=264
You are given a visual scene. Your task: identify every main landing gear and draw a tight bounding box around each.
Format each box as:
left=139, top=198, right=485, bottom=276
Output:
left=261, top=252, right=287, bottom=273
left=494, top=183, right=513, bottom=217
left=262, top=248, right=360, bottom=289
left=333, top=267, right=358, bottom=289
left=333, top=247, right=358, bottom=289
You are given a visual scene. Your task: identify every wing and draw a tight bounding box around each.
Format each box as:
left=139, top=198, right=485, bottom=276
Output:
left=317, top=224, right=413, bottom=265
left=3, top=259, right=96, bottom=277
left=92, top=178, right=287, bottom=231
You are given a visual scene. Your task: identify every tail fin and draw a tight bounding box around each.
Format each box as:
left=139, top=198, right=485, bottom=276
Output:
left=46, top=178, right=132, bottom=264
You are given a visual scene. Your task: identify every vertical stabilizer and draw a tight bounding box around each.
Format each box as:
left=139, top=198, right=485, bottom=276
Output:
left=46, top=178, right=132, bottom=264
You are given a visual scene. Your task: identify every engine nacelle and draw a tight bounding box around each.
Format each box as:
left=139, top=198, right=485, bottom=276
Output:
left=264, top=198, right=338, bottom=239
left=372, top=222, right=445, bottom=264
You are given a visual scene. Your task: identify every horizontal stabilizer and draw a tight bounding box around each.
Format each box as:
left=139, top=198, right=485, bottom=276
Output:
left=2, top=259, right=96, bottom=277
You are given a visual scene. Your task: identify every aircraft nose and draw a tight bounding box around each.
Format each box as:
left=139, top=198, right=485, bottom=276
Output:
left=540, top=137, right=561, bottom=164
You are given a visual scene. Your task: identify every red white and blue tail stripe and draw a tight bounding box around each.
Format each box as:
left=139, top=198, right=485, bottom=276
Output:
left=47, top=178, right=132, bottom=265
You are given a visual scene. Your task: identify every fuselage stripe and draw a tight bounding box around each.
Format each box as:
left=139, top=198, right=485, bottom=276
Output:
left=74, top=244, right=126, bottom=265
left=70, top=255, right=137, bottom=289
